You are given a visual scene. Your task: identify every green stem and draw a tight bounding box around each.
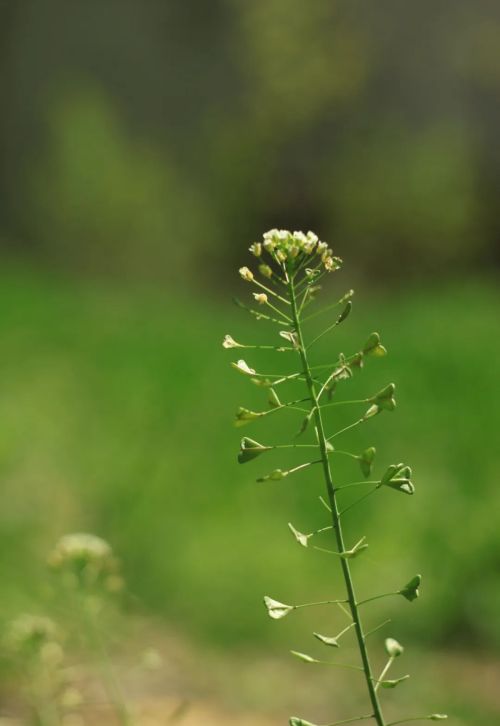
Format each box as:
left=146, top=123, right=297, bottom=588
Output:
left=357, top=592, right=399, bottom=607
left=288, top=272, right=387, bottom=726
left=374, top=657, right=395, bottom=692
left=325, top=716, right=373, bottom=726
left=294, top=598, right=348, bottom=611
left=387, top=720, right=441, bottom=726
left=252, top=277, right=291, bottom=305
left=364, top=619, right=391, bottom=639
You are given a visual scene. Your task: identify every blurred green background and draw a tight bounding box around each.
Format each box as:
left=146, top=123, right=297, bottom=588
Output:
left=0, top=1, right=499, bottom=723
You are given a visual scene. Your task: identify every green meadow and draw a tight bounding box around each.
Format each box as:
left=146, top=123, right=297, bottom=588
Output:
left=1, top=268, right=498, bottom=663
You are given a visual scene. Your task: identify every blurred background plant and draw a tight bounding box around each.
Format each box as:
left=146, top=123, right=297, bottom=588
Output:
left=0, top=1, right=499, bottom=723
left=1, top=534, right=167, bottom=725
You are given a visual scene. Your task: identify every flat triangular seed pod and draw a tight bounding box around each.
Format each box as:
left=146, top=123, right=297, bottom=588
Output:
left=381, top=463, right=405, bottom=484
left=380, top=463, right=414, bottom=494
left=341, top=537, right=368, bottom=559
left=384, top=477, right=415, bottom=495
left=264, top=596, right=294, bottom=619
left=399, top=574, right=421, bottom=602
left=257, top=468, right=287, bottom=482
left=222, top=334, right=243, bottom=349
left=363, top=332, right=387, bottom=357
left=234, top=407, right=261, bottom=427
left=238, top=437, right=269, bottom=464
left=279, top=330, right=298, bottom=348
left=363, top=403, right=380, bottom=419
left=288, top=523, right=310, bottom=547
left=231, top=359, right=256, bottom=376
left=359, top=447, right=376, bottom=477
left=371, top=383, right=396, bottom=411
left=336, top=300, right=352, bottom=324
left=313, top=632, right=340, bottom=648
left=379, top=674, right=410, bottom=688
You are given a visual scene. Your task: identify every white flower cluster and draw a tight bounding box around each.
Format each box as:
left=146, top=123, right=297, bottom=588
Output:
left=48, top=533, right=123, bottom=592
left=49, top=533, right=112, bottom=568
left=248, top=229, right=341, bottom=273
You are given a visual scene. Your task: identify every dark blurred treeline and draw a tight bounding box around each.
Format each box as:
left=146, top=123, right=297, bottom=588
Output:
left=1, top=0, right=499, bottom=286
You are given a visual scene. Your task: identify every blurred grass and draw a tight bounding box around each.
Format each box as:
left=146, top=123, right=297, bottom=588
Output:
left=0, top=266, right=498, bottom=658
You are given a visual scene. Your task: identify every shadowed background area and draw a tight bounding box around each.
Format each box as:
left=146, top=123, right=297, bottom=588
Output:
left=0, top=2, right=499, bottom=724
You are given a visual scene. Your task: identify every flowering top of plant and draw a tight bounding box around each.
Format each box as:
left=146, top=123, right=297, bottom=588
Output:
left=246, top=228, right=341, bottom=273
left=225, top=230, right=447, bottom=726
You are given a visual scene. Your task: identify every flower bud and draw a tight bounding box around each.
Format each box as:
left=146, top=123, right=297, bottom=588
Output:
left=239, top=266, right=254, bottom=282
left=385, top=637, right=404, bottom=657
left=259, top=263, right=273, bottom=278
left=249, top=242, right=262, bottom=257
left=253, top=292, right=268, bottom=305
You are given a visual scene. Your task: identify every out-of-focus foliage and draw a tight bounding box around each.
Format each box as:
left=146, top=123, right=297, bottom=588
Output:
left=0, top=6, right=499, bottom=720
left=0, top=271, right=498, bottom=654
left=31, top=88, right=212, bottom=277
left=0, top=0, right=499, bottom=282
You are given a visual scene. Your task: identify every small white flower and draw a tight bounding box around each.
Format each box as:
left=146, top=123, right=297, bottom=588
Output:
left=385, top=637, right=404, bottom=657
left=292, top=231, right=307, bottom=244
left=253, top=292, right=268, bottom=304
left=231, top=359, right=256, bottom=376
left=316, top=241, right=328, bottom=255
left=263, top=228, right=279, bottom=240
left=222, top=334, right=242, bottom=349
left=239, top=266, right=254, bottom=281
left=249, top=242, right=262, bottom=257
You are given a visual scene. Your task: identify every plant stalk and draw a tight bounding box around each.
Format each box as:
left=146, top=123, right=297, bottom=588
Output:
left=288, top=274, right=386, bottom=726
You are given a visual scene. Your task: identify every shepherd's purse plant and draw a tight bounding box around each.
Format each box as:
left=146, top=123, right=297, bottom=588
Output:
left=224, top=229, right=447, bottom=726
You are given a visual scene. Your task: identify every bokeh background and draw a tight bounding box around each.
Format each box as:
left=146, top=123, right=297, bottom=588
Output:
left=1, top=1, right=499, bottom=723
